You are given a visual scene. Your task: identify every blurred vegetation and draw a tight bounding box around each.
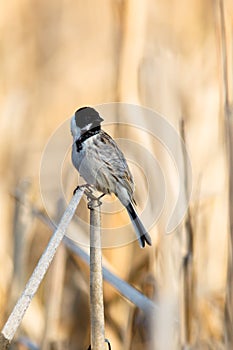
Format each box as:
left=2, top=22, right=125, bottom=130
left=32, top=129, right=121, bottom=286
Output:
left=0, top=0, right=233, bottom=349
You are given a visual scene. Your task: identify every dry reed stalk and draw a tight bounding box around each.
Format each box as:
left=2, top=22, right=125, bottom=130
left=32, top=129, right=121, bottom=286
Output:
left=180, top=119, right=194, bottom=348
left=12, top=182, right=34, bottom=294
left=12, top=194, right=157, bottom=314
left=216, top=0, right=233, bottom=346
left=64, top=235, right=157, bottom=314
left=41, top=245, right=67, bottom=350
left=0, top=187, right=84, bottom=346
left=225, top=109, right=233, bottom=346
left=117, top=0, right=147, bottom=102
left=88, top=196, right=105, bottom=350
left=41, top=200, right=67, bottom=350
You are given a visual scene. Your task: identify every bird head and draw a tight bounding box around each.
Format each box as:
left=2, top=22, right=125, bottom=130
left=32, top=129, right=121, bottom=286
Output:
left=71, top=107, right=104, bottom=139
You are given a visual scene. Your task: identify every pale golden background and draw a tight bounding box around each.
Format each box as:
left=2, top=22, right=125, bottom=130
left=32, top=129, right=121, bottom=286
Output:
left=0, top=1, right=233, bottom=349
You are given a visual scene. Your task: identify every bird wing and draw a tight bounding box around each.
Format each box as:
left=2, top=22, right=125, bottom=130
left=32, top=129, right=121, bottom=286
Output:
left=87, top=130, right=135, bottom=199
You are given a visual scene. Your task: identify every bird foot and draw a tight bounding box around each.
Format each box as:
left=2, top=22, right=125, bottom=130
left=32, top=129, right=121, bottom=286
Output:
left=73, top=184, right=104, bottom=208
left=73, top=184, right=94, bottom=195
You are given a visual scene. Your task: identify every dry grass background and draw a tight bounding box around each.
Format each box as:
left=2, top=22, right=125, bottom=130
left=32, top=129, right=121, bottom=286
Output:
left=0, top=0, right=233, bottom=349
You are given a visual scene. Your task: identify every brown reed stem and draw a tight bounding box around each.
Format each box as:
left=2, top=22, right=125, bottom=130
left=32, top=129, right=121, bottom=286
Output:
left=88, top=196, right=105, bottom=350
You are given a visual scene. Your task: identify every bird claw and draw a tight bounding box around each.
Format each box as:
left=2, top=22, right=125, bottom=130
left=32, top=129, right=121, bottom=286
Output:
left=73, top=184, right=93, bottom=195
left=73, top=185, right=80, bottom=195
left=73, top=184, right=104, bottom=208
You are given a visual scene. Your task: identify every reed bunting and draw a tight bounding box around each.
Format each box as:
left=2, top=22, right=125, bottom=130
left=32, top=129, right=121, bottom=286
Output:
left=71, top=106, right=152, bottom=248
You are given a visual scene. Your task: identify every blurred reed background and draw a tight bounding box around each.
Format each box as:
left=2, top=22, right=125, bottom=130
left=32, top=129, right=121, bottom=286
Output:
left=0, top=0, right=233, bottom=349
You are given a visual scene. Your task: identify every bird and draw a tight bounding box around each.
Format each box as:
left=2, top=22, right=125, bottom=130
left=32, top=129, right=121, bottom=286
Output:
left=70, top=106, right=152, bottom=248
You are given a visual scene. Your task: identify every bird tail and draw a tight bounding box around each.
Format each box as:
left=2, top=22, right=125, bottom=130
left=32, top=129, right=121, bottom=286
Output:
left=126, top=202, right=152, bottom=248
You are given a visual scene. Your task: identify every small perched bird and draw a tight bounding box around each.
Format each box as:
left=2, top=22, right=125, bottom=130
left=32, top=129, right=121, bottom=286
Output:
left=71, top=107, right=152, bottom=248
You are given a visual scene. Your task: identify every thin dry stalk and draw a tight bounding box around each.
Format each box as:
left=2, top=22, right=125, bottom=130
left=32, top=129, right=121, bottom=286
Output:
left=12, top=182, right=34, bottom=294
left=12, top=195, right=157, bottom=314
left=225, top=111, right=233, bottom=346
left=217, top=0, right=233, bottom=346
left=41, top=245, right=66, bottom=350
left=88, top=197, right=105, bottom=350
left=64, top=236, right=157, bottom=314
left=0, top=187, right=84, bottom=344
left=41, top=200, right=67, bottom=350
left=117, top=0, right=147, bottom=102
left=180, top=119, right=194, bottom=348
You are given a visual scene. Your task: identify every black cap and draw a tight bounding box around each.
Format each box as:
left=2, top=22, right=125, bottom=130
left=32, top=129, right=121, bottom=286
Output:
left=75, top=107, right=104, bottom=128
